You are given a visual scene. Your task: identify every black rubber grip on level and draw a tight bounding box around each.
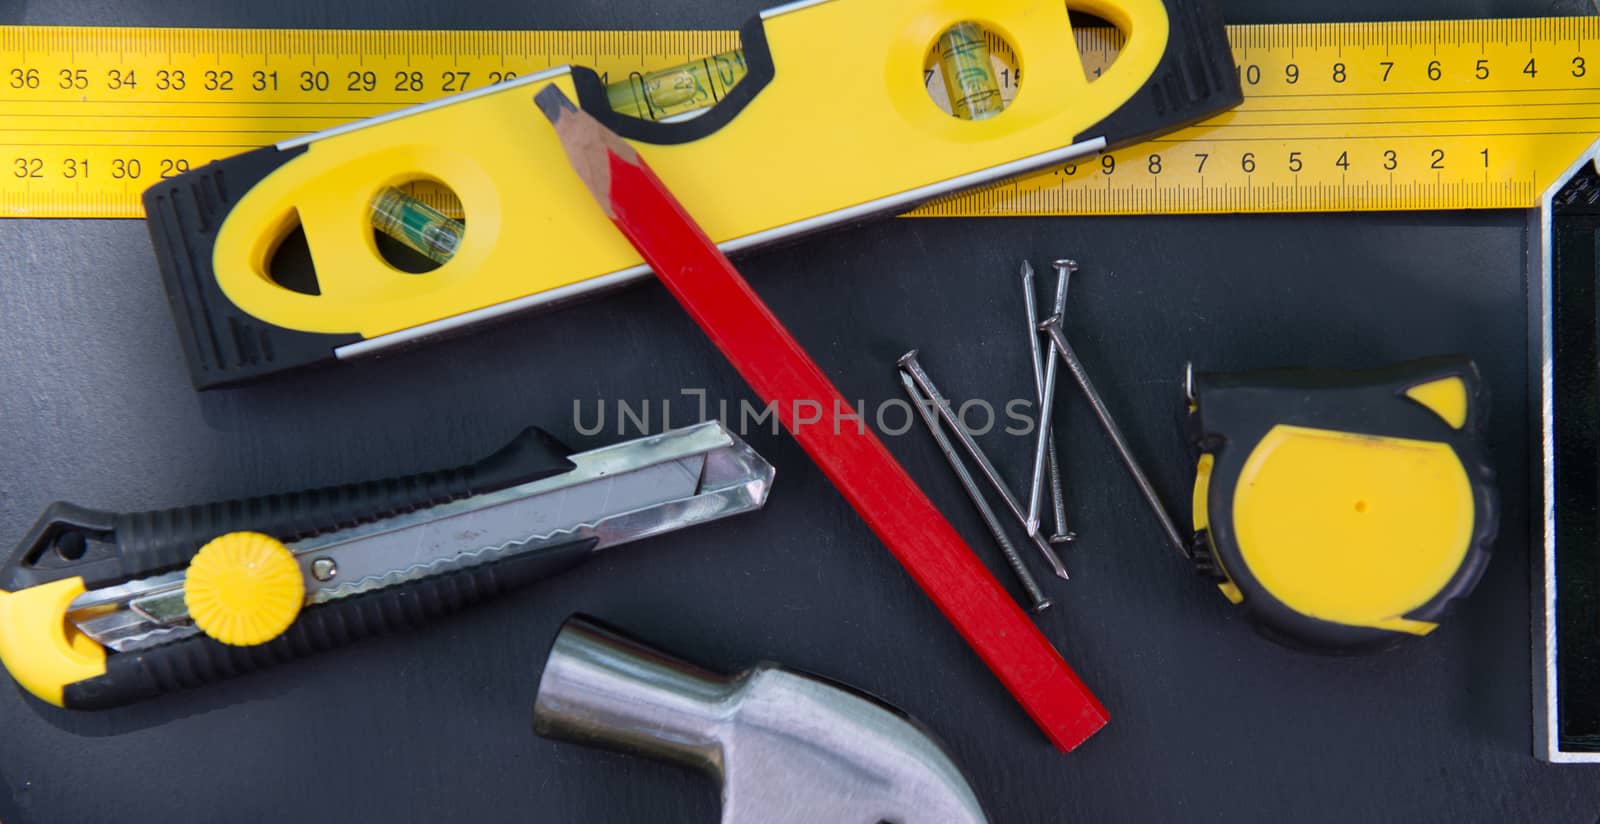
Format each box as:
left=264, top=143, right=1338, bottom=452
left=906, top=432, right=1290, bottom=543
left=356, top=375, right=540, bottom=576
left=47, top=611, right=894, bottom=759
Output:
left=1, top=427, right=575, bottom=592
left=142, top=144, right=362, bottom=389
left=61, top=537, right=596, bottom=710
left=1074, top=0, right=1242, bottom=149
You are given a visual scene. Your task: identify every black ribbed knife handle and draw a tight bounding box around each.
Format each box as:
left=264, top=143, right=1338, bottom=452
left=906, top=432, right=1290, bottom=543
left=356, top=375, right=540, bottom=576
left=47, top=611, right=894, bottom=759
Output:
left=1, top=428, right=575, bottom=592
left=60, top=539, right=597, bottom=710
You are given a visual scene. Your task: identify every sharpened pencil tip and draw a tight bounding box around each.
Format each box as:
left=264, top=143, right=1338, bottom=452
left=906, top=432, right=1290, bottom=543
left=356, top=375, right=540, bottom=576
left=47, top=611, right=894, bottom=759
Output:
left=534, top=84, right=577, bottom=124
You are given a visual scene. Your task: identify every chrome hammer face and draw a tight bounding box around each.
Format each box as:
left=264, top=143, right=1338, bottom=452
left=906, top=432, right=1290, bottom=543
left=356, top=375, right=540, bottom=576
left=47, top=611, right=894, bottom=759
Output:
left=533, top=616, right=989, bottom=824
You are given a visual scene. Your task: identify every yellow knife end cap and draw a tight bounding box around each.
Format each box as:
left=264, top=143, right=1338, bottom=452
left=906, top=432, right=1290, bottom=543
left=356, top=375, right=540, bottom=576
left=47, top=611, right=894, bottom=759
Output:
left=185, top=532, right=304, bottom=647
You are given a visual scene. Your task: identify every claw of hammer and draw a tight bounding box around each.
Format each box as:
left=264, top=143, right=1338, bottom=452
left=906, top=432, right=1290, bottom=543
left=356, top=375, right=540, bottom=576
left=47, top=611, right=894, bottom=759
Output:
left=533, top=615, right=990, bottom=824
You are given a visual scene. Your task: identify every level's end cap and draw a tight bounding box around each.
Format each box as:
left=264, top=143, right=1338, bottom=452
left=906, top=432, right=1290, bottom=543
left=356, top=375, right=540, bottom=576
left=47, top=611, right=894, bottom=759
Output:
left=185, top=532, right=304, bottom=646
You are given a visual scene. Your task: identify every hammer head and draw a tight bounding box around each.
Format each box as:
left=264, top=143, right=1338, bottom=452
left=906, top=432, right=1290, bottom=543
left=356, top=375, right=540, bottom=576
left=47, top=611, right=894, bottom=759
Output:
left=716, top=667, right=989, bottom=824
left=534, top=616, right=988, bottom=824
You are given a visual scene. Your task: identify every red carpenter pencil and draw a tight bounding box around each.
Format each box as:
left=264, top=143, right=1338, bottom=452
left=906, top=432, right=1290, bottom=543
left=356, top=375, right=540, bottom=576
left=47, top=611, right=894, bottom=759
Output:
left=535, top=84, right=1107, bottom=751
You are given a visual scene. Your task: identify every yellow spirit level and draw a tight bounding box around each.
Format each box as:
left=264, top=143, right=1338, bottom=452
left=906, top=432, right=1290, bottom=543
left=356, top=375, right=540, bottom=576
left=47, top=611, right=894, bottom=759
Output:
left=143, top=0, right=1240, bottom=388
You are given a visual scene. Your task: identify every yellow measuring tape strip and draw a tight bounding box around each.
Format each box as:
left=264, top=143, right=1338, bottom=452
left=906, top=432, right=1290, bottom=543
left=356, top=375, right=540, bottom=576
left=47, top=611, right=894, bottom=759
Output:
left=2, top=17, right=1598, bottom=219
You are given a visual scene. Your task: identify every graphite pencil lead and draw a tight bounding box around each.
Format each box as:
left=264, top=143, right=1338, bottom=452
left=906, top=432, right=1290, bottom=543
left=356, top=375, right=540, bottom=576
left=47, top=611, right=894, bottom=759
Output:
left=533, top=84, right=577, bottom=123
left=535, top=83, right=638, bottom=215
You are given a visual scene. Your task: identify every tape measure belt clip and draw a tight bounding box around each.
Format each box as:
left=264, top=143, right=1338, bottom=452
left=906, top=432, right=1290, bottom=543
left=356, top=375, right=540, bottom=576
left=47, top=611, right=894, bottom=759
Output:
left=1186, top=356, right=1498, bottom=652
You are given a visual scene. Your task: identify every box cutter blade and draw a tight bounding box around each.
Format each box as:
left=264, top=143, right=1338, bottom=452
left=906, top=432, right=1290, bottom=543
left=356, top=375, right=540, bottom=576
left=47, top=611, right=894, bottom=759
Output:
left=0, top=421, right=772, bottom=708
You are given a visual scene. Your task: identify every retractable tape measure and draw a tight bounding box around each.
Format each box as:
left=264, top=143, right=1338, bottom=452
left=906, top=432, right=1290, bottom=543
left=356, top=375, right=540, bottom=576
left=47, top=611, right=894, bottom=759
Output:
left=1185, top=358, right=1498, bottom=652
left=2, top=16, right=1597, bottom=219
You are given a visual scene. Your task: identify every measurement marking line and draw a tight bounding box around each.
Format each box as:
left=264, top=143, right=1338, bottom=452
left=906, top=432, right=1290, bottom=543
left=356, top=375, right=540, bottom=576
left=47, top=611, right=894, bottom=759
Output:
left=0, top=127, right=303, bottom=135
left=5, top=99, right=1596, bottom=122
left=0, top=141, right=264, bottom=149
left=0, top=97, right=459, bottom=106
left=1247, top=85, right=1599, bottom=99
left=0, top=112, right=359, bottom=120
left=8, top=122, right=1595, bottom=142
left=1243, top=97, right=1600, bottom=113
left=1144, top=129, right=1600, bottom=142
left=1209, top=114, right=1600, bottom=128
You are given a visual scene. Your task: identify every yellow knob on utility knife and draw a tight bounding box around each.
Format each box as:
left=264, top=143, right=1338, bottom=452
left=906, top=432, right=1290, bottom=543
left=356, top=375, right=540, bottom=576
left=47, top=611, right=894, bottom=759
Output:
left=185, top=532, right=305, bottom=646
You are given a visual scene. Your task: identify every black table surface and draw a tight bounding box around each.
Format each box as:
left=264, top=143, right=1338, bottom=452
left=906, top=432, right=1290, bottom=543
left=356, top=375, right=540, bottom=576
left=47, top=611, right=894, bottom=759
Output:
left=3, top=0, right=1599, bottom=821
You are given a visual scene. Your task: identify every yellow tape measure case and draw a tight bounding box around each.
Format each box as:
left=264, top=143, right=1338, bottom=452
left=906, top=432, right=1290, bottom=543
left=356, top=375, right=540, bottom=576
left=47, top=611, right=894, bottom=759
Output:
left=1186, top=357, right=1497, bottom=652
left=140, top=0, right=1241, bottom=388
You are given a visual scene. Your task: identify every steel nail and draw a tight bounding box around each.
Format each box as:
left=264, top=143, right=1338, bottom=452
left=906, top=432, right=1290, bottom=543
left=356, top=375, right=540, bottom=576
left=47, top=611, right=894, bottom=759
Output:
left=1023, top=261, right=1048, bottom=403
left=1025, top=328, right=1061, bottom=537
left=1024, top=262, right=1073, bottom=543
left=1046, top=432, right=1074, bottom=543
left=898, top=350, right=1071, bottom=579
left=900, top=371, right=1052, bottom=611
left=1039, top=317, right=1191, bottom=559
left=1044, top=260, right=1078, bottom=542
left=1051, top=259, right=1077, bottom=316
